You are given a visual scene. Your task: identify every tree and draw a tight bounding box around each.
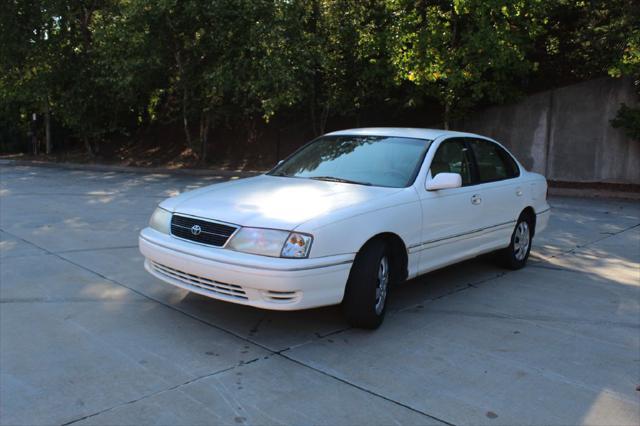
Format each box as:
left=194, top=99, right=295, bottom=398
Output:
left=609, top=28, right=640, bottom=141
left=1, top=0, right=636, bottom=160
left=127, top=0, right=305, bottom=161
left=293, top=0, right=396, bottom=135
left=531, top=0, right=639, bottom=89
left=0, top=0, right=66, bottom=154
left=390, top=0, right=546, bottom=128
left=205, top=0, right=304, bottom=155
left=0, top=0, right=147, bottom=156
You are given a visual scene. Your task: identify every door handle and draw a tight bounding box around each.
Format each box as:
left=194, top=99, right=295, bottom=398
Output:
left=471, top=194, right=482, bottom=205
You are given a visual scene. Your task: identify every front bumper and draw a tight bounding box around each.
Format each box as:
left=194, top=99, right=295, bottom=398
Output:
left=139, top=227, right=353, bottom=310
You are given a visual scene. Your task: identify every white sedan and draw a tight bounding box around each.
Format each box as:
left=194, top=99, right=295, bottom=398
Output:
left=139, top=128, right=550, bottom=328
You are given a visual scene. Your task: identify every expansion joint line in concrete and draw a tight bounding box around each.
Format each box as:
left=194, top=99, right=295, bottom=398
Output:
left=0, top=227, right=455, bottom=426
left=60, top=363, right=243, bottom=426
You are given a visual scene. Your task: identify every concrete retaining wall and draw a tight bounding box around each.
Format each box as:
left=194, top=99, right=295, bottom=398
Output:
left=454, top=77, right=639, bottom=184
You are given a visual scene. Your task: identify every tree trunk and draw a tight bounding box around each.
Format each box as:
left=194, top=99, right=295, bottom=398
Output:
left=83, top=137, right=95, bottom=157
left=32, top=134, right=39, bottom=155
left=182, top=89, right=195, bottom=153
left=30, top=113, right=38, bottom=155
left=174, top=49, right=196, bottom=157
left=310, top=97, right=318, bottom=136
left=319, top=105, right=329, bottom=135
left=200, top=112, right=211, bottom=164
left=44, top=101, right=51, bottom=155
left=443, top=102, right=450, bottom=130
left=309, top=0, right=321, bottom=136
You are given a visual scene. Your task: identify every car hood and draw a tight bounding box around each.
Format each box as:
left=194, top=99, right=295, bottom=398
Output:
left=160, top=174, right=401, bottom=230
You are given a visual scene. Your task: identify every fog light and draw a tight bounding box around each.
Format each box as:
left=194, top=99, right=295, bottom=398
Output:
left=281, top=232, right=313, bottom=258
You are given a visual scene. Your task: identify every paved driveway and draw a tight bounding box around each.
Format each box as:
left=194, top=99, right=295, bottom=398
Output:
left=1, top=164, right=638, bottom=426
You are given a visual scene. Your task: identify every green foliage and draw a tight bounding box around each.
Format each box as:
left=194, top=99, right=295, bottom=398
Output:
left=1, top=0, right=638, bottom=157
left=611, top=103, right=640, bottom=141
left=536, top=0, right=640, bottom=87
left=390, top=0, right=547, bottom=126
left=298, top=0, right=396, bottom=133
left=607, top=15, right=640, bottom=143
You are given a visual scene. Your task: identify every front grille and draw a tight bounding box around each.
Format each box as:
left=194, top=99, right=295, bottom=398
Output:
left=170, top=214, right=237, bottom=247
left=150, top=261, right=248, bottom=300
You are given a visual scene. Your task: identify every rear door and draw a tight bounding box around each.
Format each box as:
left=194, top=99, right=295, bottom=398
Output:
left=466, top=138, right=524, bottom=247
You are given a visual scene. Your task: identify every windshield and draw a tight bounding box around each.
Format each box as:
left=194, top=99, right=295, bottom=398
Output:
left=269, top=135, right=431, bottom=188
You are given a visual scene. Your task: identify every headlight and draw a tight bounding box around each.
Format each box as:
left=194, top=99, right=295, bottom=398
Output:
left=227, top=228, right=313, bottom=258
left=149, top=207, right=171, bottom=234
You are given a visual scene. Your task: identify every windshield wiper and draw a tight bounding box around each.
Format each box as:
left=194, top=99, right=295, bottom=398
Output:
left=309, top=176, right=372, bottom=186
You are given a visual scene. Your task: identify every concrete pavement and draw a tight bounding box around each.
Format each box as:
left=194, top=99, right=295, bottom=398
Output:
left=1, top=164, right=638, bottom=425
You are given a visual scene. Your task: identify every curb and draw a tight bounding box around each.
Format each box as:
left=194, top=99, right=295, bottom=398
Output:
left=547, top=180, right=640, bottom=201
left=547, top=187, right=640, bottom=201
left=2, top=159, right=637, bottom=201
left=0, top=159, right=264, bottom=178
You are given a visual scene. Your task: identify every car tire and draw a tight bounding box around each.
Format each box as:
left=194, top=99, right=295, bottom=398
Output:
left=342, top=239, right=390, bottom=329
left=498, top=212, right=534, bottom=270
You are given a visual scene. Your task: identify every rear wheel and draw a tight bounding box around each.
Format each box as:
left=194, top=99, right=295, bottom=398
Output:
left=498, top=213, right=534, bottom=270
left=342, top=240, right=390, bottom=329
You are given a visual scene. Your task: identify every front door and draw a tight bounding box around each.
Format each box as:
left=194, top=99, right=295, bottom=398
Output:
left=416, top=138, right=483, bottom=273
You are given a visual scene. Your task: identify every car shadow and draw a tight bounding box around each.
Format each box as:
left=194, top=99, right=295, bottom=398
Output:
left=177, top=252, right=506, bottom=349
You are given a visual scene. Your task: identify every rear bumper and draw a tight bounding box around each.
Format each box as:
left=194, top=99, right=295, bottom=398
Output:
left=139, top=227, right=353, bottom=310
left=536, top=207, right=551, bottom=234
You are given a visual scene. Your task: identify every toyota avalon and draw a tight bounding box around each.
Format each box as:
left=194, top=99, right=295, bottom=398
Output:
left=139, top=128, right=550, bottom=328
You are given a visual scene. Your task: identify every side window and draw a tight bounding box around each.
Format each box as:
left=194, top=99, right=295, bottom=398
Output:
left=469, top=139, right=519, bottom=183
left=429, top=140, right=473, bottom=186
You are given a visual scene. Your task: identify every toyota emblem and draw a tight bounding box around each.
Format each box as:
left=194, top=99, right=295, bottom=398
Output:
left=190, top=224, right=202, bottom=236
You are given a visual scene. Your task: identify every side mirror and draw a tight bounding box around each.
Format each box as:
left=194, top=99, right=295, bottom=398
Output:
left=426, top=172, right=462, bottom=191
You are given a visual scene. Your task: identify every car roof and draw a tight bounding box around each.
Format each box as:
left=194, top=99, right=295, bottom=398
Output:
left=324, top=127, right=489, bottom=141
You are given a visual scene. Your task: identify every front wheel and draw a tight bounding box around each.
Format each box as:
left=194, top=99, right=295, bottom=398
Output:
left=342, top=240, right=390, bottom=329
left=498, top=214, right=534, bottom=270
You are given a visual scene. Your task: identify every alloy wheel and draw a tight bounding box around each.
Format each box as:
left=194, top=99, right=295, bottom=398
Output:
left=513, top=221, right=530, bottom=261
left=374, top=256, right=390, bottom=315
